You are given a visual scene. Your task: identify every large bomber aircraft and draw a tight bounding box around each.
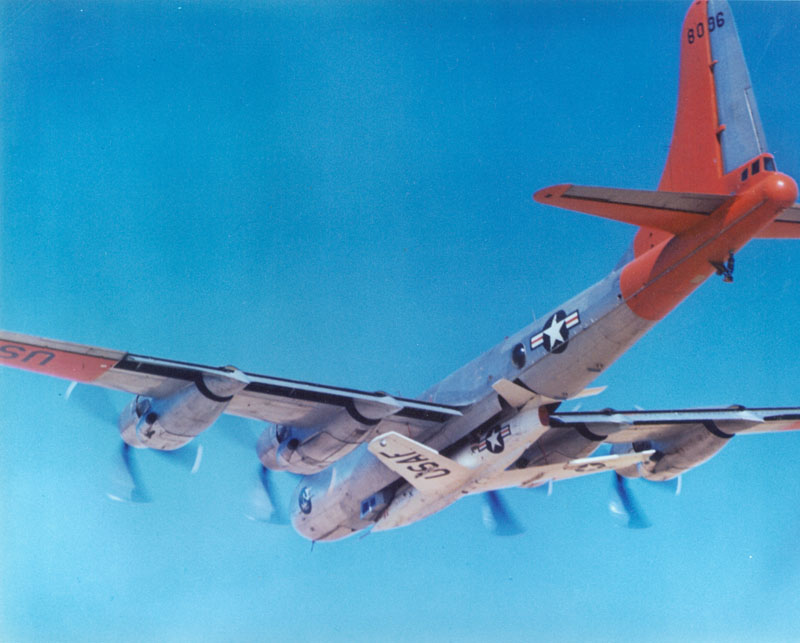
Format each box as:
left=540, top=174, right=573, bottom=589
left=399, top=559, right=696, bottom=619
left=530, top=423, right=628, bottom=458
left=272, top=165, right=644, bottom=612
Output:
left=2, top=0, right=800, bottom=541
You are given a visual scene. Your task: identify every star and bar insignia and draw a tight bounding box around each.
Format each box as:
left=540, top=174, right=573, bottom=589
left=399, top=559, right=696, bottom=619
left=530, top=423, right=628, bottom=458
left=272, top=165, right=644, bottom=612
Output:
left=530, top=309, right=580, bottom=354
left=472, top=424, right=512, bottom=454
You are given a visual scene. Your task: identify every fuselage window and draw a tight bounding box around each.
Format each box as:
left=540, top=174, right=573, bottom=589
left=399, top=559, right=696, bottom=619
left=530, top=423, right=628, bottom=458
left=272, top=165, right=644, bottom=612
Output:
left=764, top=157, right=776, bottom=172
left=751, top=159, right=760, bottom=175
left=741, top=168, right=748, bottom=182
left=511, top=342, right=526, bottom=368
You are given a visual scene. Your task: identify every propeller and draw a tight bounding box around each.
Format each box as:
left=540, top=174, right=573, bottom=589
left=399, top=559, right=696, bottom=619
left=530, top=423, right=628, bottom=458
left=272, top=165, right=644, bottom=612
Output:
left=215, top=417, right=296, bottom=525
left=646, top=474, right=682, bottom=496
left=481, top=491, right=524, bottom=536
left=108, top=443, right=151, bottom=503
left=246, top=466, right=290, bottom=524
left=65, top=380, right=119, bottom=426
left=529, top=479, right=554, bottom=496
left=610, top=473, right=651, bottom=529
left=65, top=382, right=202, bottom=503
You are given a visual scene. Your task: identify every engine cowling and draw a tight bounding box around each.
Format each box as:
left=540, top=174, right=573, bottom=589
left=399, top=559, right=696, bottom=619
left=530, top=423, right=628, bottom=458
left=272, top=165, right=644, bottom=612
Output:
left=256, top=423, right=313, bottom=471
left=119, top=368, right=249, bottom=450
left=257, top=395, right=405, bottom=474
left=612, top=426, right=731, bottom=481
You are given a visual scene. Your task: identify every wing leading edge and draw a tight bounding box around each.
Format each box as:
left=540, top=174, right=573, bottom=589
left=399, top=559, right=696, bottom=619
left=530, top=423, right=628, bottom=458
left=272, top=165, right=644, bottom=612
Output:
left=548, top=406, right=800, bottom=442
left=0, top=331, right=462, bottom=430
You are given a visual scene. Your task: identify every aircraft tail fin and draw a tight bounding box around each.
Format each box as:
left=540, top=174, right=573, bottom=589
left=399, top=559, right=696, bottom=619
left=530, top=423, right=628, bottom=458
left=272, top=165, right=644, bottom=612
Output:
left=368, top=431, right=471, bottom=496
left=533, top=1, right=785, bottom=253
left=659, top=0, right=768, bottom=193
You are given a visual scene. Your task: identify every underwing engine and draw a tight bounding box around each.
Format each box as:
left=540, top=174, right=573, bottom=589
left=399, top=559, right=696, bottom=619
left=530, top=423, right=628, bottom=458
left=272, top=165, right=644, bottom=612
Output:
left=257, top=395, right=404, bottom=475
left=119, top=368, right=250, bottom=450
left=612, top=426, right=731, bottom=481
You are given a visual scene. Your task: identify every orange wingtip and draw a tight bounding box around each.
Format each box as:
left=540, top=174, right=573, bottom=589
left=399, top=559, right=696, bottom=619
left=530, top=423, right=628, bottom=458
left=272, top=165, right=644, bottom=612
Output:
left=0, top=340, right=118, bottom=382
left=533, top=184, right=570, bottom=204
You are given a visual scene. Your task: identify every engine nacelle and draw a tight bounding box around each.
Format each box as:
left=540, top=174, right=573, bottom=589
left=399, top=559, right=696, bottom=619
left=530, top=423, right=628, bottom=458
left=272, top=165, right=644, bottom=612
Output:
left=256, top=423, right=314, bottom=472
left=257, top=395, right=405, bottom=474
left=119, top=368, right=249, bottom=450
left=612, top=425, right=731, bottom=481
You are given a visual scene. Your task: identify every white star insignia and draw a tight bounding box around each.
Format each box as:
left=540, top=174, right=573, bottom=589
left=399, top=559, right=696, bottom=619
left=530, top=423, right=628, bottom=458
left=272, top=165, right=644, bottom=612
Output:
left=543, top=316, right=566, bottom=346
left=486, top=430, right=502, bottom=450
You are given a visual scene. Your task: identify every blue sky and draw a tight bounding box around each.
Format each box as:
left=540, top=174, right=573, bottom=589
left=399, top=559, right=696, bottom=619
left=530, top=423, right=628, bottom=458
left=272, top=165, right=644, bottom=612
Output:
left=2, top=1, right=800, bottom=641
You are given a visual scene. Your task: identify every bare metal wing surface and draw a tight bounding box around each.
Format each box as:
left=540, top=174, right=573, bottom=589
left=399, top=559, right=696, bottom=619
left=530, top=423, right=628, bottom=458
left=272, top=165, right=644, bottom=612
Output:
left=548, top=407, right=800, bottom=441
left=0, top=330, right=461, bottom=430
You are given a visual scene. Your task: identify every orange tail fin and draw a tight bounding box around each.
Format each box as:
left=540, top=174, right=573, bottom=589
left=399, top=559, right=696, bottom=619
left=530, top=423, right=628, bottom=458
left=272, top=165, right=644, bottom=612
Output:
left=659, top=0, right=769, bottom=193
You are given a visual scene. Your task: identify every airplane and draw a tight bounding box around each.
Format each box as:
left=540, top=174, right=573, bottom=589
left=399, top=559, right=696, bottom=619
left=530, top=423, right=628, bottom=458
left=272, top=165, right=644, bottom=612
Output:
left=2, top=0, right=800, bottom=542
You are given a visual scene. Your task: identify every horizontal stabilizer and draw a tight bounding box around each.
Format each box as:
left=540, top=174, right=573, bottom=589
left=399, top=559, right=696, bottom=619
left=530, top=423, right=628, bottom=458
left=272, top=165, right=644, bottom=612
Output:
left=473, top=450, right=656, bottom=492
left=492, top=378, right=607, bottom=408
left=491, top=379, right=539, bottom=407
left=757, top=204, right=800, bottom=239
left=534, top=184, right=729, bottom=235
left=368, top=431, right=471, bottom=496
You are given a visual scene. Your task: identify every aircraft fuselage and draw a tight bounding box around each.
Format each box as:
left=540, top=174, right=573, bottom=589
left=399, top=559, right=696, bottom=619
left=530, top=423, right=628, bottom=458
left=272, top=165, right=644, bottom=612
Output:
left=290, top=165, right=796, bottom=541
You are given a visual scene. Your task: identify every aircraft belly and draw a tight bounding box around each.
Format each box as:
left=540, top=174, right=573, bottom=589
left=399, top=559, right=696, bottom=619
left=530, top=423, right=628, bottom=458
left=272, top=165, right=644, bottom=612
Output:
left=371, top=485, right=458, bottom=533
left=292, top=396, right=507, bottom=539
left=302, top=275, right=661, bottom=539
left=517, top=429, right=598, bottom=468
left=519, top=293, right=653, bottom=400
left=426, top=270, right=643, bottom=407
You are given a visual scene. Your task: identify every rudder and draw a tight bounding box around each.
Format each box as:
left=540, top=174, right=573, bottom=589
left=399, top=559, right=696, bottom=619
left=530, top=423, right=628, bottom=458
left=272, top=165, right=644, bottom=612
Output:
left=659, top=0, right=768, bottom=193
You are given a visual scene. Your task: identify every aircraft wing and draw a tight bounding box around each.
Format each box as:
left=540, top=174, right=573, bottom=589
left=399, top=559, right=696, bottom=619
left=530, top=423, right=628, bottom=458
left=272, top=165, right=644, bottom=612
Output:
left=0, top=331, right=461, bottom=429
left=478, top=406, right=800, bottom=492
left=548, top=406, right=800, bottom=441
left=473, top=450, right=656, bottom=492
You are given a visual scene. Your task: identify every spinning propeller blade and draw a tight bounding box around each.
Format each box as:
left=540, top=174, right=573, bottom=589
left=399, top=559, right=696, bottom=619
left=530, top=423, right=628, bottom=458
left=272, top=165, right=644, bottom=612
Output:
left=482, top=491, right=524, bottom=536
left=610, top=473, right=651, bottom=529
left=65, top=381, right=119, bottom=426
left=246, top=466, right=290, bottom=525
left=108, top=443, right=150, bottom=503
left=645, top=474, right=682, bottom=496
left=66, top=383, right=203, bottom=501
left=152, top=443, right=204, bottom=473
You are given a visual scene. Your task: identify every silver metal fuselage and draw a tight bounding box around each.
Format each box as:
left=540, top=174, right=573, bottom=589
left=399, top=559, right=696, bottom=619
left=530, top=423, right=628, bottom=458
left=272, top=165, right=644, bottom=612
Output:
left=291, top=264, right=655, bottom=541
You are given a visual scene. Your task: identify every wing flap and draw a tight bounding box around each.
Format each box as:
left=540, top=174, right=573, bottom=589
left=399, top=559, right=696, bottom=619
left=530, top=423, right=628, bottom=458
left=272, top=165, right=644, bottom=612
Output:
left=533, top=184, right=730, bottom=235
